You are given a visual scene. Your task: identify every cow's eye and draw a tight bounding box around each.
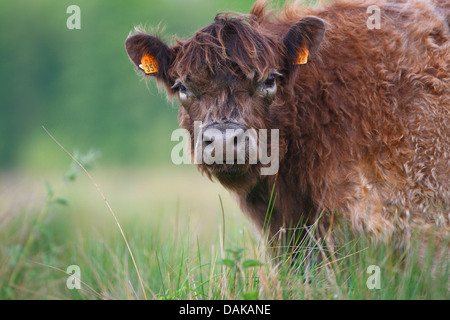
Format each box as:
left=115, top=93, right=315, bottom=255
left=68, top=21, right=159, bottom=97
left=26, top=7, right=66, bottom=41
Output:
left=172, top=79, right=193, bottom=107
left=172, top=79, right=188, bottom=93
left=264, top=75, right=276, bottom=88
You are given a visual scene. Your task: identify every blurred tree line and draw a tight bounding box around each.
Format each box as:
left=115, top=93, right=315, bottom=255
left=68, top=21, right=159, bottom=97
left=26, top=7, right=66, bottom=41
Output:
left=0, top=0, right=255, bottom=171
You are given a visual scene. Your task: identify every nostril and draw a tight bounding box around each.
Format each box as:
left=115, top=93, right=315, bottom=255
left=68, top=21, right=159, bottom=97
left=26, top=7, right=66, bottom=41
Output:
left=203, top=140, right=212, bottom=147
left=203, top=137, right=214, bottom=149
left=202, top=130, right=217, bottom=145
left=225, top=132, right=239, bottom=148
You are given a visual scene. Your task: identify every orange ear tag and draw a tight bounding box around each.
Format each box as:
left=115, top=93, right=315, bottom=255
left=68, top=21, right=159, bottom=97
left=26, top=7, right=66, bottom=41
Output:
left=139, top=53, right=159, bottom=74
left=294, top=45, right=309, bottom=65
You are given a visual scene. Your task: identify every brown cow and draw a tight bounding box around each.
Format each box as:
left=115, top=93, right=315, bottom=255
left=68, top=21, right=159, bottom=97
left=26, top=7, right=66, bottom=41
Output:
left=125, top=0, right=449, bottom=249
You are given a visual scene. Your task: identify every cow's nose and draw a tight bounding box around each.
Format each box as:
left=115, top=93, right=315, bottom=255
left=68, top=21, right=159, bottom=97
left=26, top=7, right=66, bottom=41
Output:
left=202, top=122, right=247, bottom=164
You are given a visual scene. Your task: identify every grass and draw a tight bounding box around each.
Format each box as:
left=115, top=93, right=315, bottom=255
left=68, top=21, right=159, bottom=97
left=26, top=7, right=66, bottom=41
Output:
left=0, top=153, right=448, bottom=300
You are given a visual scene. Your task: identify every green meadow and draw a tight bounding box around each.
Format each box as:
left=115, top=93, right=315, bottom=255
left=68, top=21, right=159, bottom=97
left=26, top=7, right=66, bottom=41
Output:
left=1, top=161, right=448, bottom=300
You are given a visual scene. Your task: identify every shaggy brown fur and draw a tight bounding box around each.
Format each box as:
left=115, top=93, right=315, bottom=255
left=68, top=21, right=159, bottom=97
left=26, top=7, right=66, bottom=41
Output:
left=126, top=0, right=449, bottom=248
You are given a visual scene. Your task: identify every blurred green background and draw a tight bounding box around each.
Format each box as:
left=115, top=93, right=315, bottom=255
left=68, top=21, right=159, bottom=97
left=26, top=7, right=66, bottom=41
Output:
left=0, top=0, right=257, bottom=172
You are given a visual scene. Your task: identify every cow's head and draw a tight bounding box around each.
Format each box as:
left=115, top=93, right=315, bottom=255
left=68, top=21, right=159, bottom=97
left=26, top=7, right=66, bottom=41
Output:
left=126, top=9, right=325, bottom=189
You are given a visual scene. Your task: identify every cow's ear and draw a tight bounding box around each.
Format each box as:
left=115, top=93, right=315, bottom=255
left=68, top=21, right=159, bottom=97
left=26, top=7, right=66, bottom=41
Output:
left=282, top=16, right=326, bottom=68
left=125, top=31, right=172, bottom=84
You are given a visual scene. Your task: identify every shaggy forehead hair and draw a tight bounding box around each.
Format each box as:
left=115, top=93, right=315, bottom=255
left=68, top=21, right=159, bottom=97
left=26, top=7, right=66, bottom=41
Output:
left=170, top=12, right=279, bottom=83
